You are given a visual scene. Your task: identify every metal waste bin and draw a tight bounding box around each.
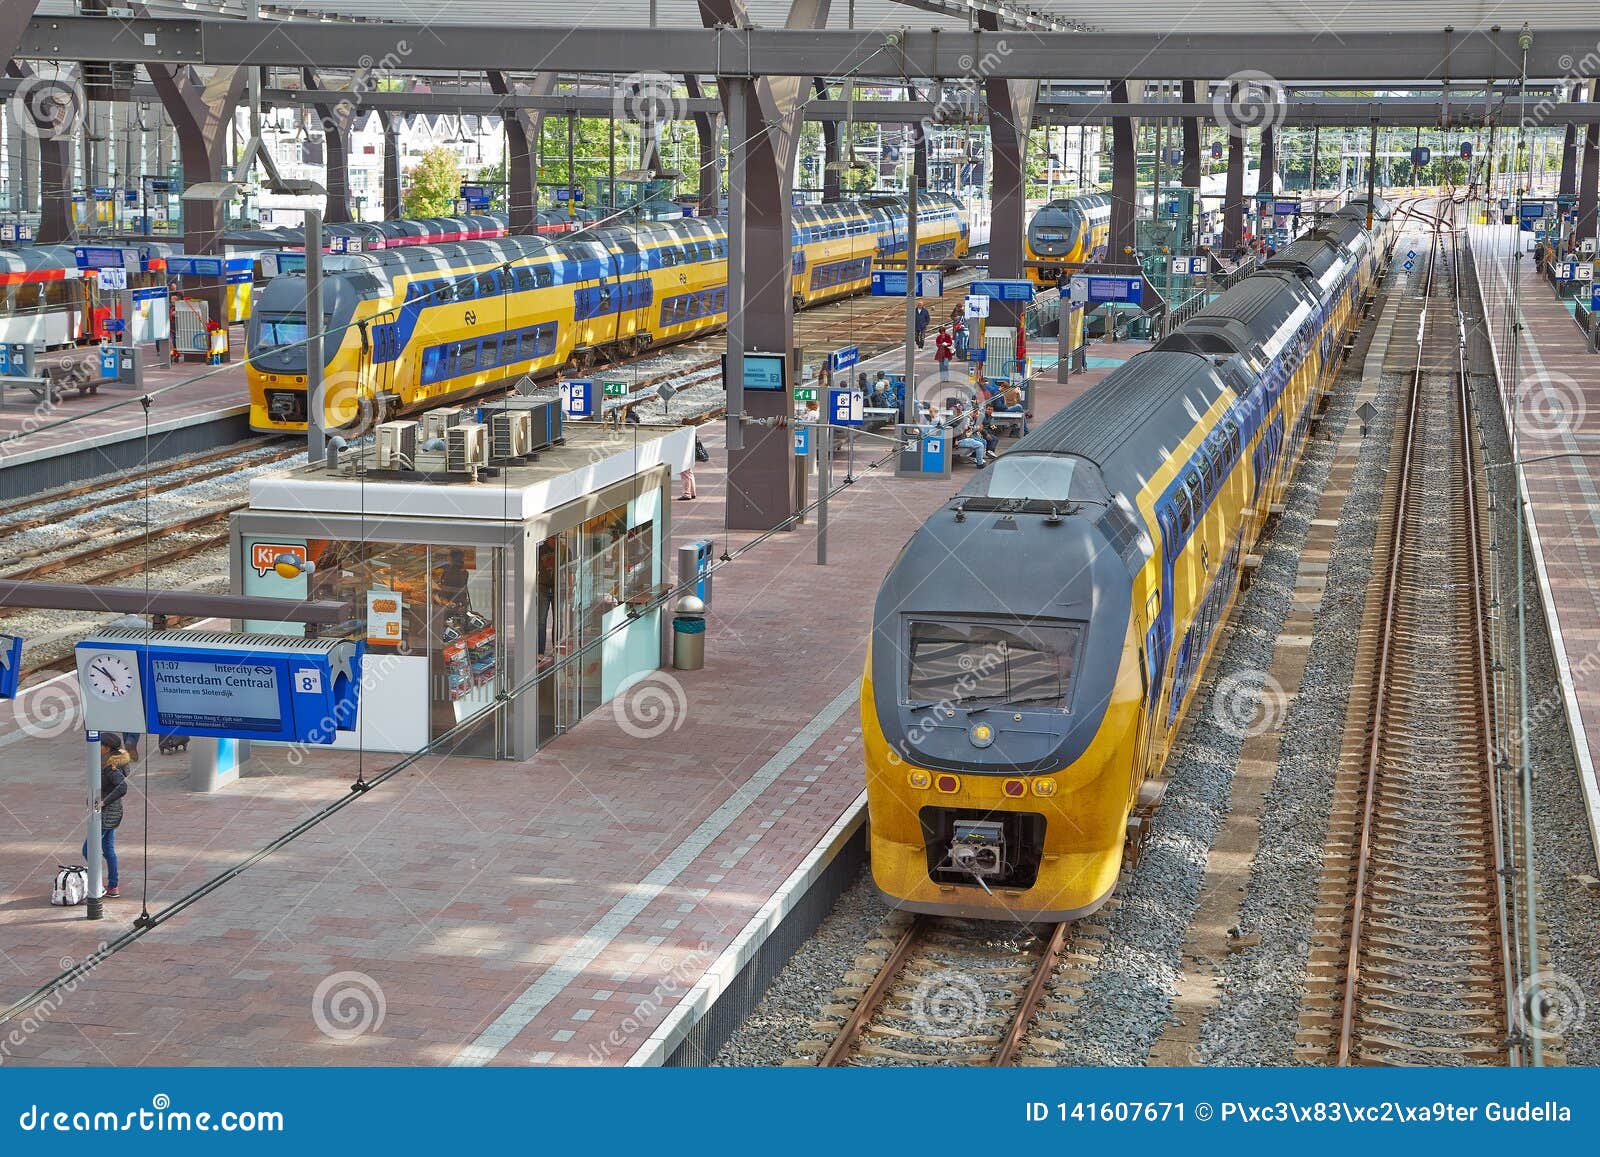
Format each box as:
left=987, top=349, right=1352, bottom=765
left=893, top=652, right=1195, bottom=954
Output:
left=672, top=595, right=706, bottom=671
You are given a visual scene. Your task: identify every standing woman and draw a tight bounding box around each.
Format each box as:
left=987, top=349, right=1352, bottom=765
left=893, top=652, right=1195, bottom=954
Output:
left=933, top=325, right=955, bottom=379
left=85, top=734, right=131, bottom=898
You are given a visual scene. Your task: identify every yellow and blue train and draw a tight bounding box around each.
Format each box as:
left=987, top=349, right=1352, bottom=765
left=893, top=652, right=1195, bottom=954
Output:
left=1025, top=192, right=1112, bottom=290
left=862, top=196, right=1393, bottom=922
left=247, top=194, right=968, bottom=432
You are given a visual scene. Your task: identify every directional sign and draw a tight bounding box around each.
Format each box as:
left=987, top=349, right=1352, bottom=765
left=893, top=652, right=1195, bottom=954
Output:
left=559, top=378, right=594, bottom=419
left=829, top=345, right=859, bottom=373
left=1356, top=401, right=1378, bottom=434
left=1592, top=284, right=1600, bottom=313
left=793, top=426, right=810, bottom=456
left=829, top=388, right=864, bottom=428
left=969, top=278, right=1035, bottom=302
left=1402, top=259, right=1415, bottom=272
left=794, top=387, right=818, bottom=403
left=96, top=267, right=128, bottom=291
left=0, top=224, right=16, bottom=243
left=601, top=380, right=627, bottom=397
left=73, top=245, right=133, bottom=270
left=1576, top=263, right=1595, bottom=283
left=964, top=293, right=990, bottom=319
left=1557, top=262, right=1578, bottom=282
left=1171, top=255, right=1210, bottom=277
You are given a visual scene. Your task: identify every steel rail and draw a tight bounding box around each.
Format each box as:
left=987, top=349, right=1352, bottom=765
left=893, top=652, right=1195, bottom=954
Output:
left=819, top=915, right=927, bottom=1066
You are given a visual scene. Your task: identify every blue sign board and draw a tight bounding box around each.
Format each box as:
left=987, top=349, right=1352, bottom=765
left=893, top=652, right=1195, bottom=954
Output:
left=920, top=432, right=947, bottom=474
left=104, top=317, right=125, bottom=334
left=75, top=634, right=363, bottom=745
left=1411, top=146, right=1431, bottom=166
left=124, top=188, right=139, bottom=205
left=73, top=245, right=134, bottom=270
left=1519, top=200, right=1549, bottom=224
left=1273, top=199, right=1301, bottom=216
left=829, top=345, right=859, bottom=372
left=460, top=184, right=492, bottom=209
left=0, top=634, right=21, bottom=701
left=100, top=347, right=120, bottom=380
left=968, top=279, right=1036, bottom=302
left=829, top=388, right=863, bottom=428
left=1085, top=276, right=1144, bottom=305
left=869, top=269, right=944, bottom=297
left=560, top=378, right=594, bottom=419
left=90, top=185, right=114, bottom=200
left=793, top=427, right=810, bottom=456
left=167, top=255, right=226, bottom=277
left=1558, top=192, right=1578, bottom=209
left=1592, top=284, right=1600, bottom=313
left=553, top=187, right=584, bottom=203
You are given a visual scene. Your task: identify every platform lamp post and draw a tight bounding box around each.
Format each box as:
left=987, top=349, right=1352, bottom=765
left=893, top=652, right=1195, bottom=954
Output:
left=902, top=166, right=920, bottom=425
left=84, top=729, right=103, bottom=920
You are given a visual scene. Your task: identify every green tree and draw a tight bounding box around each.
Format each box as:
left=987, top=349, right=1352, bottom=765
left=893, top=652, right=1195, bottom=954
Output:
left=403, top=146, right=463, bottom=217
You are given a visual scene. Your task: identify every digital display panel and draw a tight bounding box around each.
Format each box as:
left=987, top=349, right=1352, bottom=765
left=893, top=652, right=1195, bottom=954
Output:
left=149, top=657, right=285, bottom=733
left=727, top=352, right=788, bottom=392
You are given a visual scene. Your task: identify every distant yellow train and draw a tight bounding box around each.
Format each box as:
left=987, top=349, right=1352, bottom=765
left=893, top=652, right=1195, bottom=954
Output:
left=1025, top=193, right=1111, bottom=290
left=247, top=195, right=968, bottom=432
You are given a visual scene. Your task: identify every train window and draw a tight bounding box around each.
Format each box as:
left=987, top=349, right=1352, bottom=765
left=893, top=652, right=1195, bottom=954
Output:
left=535, top=267, right=554, bottom=288
left=476, top=273, right=498, bottom=297
left=905, top=619, right=1082, bottom=710
left=422, top=345, right=446, bottom=383
left=514, top=268, right=534, bottom=292
left=1176, top=489, right=1194, bottom=535
left=457, top=343, right=477, bottom=373
left=257, top=313, right=307, bottom=347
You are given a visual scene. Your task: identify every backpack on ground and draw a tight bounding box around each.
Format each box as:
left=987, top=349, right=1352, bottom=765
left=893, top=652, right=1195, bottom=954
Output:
left=52, top=864, right=88, bottom=906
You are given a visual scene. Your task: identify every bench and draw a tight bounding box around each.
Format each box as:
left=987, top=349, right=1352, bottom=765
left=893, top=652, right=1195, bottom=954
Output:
left=0, top=375, right=59, bottom=407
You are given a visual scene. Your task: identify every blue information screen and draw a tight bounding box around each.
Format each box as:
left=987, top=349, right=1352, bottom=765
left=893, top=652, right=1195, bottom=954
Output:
left=148, top=657, right=286, bottom=733
left=739, top=353, right=788, bottom=392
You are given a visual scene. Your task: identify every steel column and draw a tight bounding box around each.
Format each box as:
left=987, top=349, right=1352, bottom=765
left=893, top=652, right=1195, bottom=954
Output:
left=1559, top=120, right=1578, bottom=199
left=1259, top=123, right=1276, bottom=196
left=301, top=68, right=351, bottom=224
left=980, top=10, right=1036, bottom=329
left=1108, top=80, right=1136, bottom=267
left=380, top=110, right=402, bottom=220
left=685, top=74, right=721, bottom=217
left=1581, top=79, right=1600, bottom=241
left=1222, top=122, right=1244, bottom=252
left=488, top=71, right=554, bottom=234
left=1181, top=80, right=1201, bottom=190
left=815, top=77, right=840, bottom=202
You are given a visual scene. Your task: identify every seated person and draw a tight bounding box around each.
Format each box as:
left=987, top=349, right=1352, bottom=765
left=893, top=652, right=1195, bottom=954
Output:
left=946, top=401, right=989, bottom=468
left=980, top=406, right=1002, bottom=455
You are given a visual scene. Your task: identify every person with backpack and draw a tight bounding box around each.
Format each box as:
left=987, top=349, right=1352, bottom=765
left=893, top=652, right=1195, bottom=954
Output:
left=84, top=734, right=131, bottom=898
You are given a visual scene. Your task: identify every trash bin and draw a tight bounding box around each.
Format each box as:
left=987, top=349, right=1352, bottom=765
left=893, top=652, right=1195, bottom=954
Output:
left=672, top=595, right=706, bottom=671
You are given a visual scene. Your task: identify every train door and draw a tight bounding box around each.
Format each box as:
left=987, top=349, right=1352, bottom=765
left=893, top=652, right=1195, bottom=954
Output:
left=606, top=234, right=648, bottom=349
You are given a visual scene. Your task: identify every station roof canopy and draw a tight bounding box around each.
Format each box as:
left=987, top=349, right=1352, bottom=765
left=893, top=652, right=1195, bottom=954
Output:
left=21, top=1, right=1600, bottom=82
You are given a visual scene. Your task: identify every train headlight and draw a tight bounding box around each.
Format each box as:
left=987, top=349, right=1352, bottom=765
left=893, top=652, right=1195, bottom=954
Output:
left=969, top=722, right=995, bottom=748
left=907, top=769, right=931, bottom=790
left=1031, top=778, right=1058, bottom=797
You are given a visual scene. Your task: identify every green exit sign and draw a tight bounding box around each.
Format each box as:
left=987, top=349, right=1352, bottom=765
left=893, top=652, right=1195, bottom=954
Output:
left=794, top=388, right=818, bottom=402
left=602, top=380, right=627, bottom=397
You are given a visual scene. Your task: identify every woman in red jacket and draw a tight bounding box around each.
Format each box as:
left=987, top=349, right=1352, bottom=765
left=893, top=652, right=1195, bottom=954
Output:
left=933, top=325, right=954, bottom=379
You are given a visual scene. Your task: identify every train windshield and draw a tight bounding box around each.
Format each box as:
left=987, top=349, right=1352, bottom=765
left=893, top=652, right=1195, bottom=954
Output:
left=256, top=312, right=307, bottom=347
left=905, top=619, right=1081, bottom=709
left=973, top=453, right=1086, bottom=502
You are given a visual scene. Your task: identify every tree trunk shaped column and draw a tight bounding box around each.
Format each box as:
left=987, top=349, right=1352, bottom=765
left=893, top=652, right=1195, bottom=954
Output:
left=380, top=110, right=402, bottom=220
left=488, top=71, right=555, bottom=235
left=981, top=12, right=1037, bottom=329
left=814, top=78, right=840, bottom=203
left=685, top=75, right=721, bottom=217
left=1222, top=121, right=1245, bottom=253
left=1181, top=80, right=1201, bottom=191
left=1580, top=80, right=1600, bottom=243
left=1108, top=80, right=1136, bottom=272
left=302, top=68, right=352, bottom=225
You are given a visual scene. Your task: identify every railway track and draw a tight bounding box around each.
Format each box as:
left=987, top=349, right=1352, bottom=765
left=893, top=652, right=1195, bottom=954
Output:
left=811, top=915, right=1069, bottom=1066
left=1297, top=203, right=1522, bottom=1066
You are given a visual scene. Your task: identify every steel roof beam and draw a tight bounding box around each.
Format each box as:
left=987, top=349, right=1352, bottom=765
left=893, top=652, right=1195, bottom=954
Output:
left=18, top=17, right=1599, bottom=82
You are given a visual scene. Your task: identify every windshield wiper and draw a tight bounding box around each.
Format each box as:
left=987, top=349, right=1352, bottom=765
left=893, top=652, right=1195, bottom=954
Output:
left=904, top=700, right=941, bottom=711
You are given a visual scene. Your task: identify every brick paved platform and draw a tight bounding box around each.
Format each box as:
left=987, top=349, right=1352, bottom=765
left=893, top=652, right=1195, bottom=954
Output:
left=0, top=338, right=1142, bottom=1067
left=0, top=330, right=251, bottom=495
left=1469, top=225, right=1600, bottom=867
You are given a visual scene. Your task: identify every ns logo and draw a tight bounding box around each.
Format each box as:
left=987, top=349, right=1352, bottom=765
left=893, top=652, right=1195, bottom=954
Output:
left=464, top=309, right=478, bottom=325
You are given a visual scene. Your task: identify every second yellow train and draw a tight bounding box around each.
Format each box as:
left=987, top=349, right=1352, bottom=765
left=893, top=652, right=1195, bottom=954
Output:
left=247, top=194, right=968, bottom=432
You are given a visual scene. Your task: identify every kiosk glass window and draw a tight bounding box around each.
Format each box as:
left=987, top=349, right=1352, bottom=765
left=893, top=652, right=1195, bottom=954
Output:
left=428, top=545, right=503, bottom=757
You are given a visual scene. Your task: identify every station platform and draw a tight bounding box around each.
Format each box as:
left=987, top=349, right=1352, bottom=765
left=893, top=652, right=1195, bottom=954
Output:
left=0, top=330, right=252, bottom=495
left=0, top=337, right=1145, bottom=1067
left=1468, top=225, right=1600, bottom=866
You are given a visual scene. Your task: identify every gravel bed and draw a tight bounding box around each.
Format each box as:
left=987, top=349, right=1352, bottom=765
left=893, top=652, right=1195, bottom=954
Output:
left=713, top=868, right=888, bottom=1065
left=1040, top=368, right=1367, bottom=1066
left=0, top=448, right=306, bottom=567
